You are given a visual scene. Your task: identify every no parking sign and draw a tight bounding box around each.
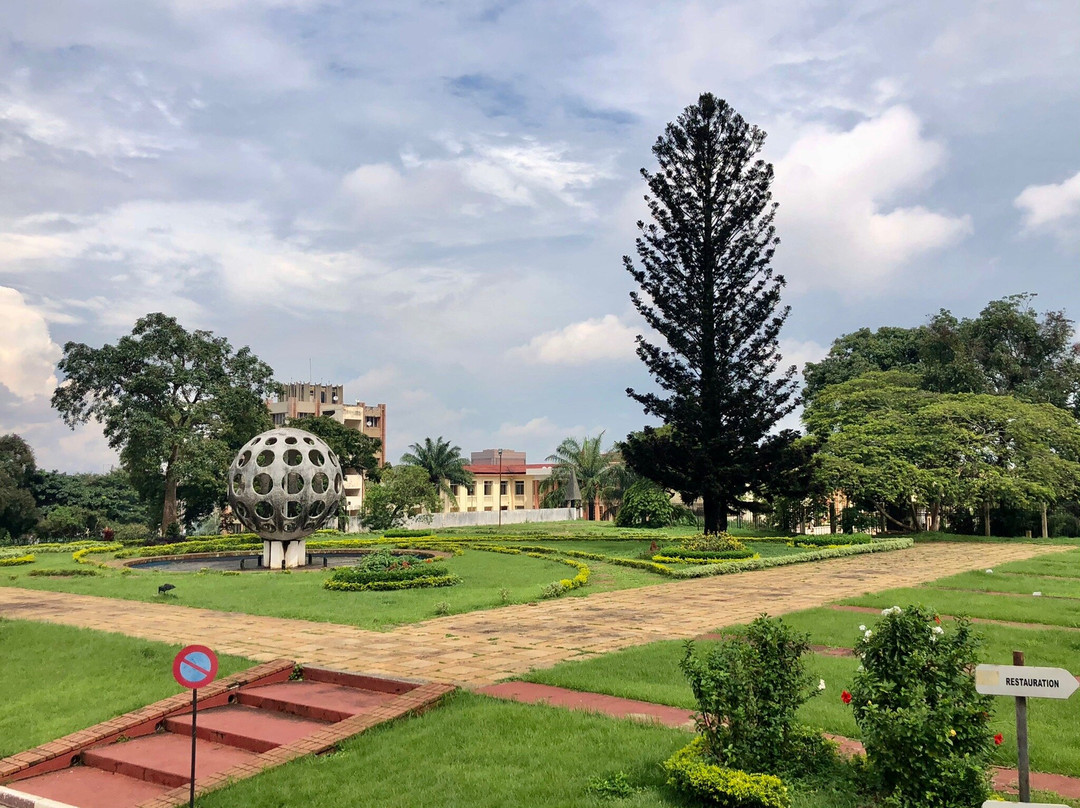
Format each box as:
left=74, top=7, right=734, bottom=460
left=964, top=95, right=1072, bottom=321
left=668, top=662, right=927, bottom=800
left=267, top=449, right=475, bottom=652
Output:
left=172, top=645, right=218, bottom=689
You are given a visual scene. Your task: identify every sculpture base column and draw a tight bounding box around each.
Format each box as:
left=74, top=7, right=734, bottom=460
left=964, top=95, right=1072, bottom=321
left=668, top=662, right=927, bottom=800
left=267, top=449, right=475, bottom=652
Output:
left=263, top=539, right=308, bottom=569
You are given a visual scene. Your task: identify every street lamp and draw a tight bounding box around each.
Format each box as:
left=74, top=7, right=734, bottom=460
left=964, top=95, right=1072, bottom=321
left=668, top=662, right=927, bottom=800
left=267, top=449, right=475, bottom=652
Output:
left=497, top=448, right=503, bottom=527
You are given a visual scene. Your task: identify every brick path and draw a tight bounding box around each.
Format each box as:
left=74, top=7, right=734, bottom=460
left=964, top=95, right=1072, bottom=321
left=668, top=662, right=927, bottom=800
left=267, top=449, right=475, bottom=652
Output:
left=0, top=542, right=1064, bottom=686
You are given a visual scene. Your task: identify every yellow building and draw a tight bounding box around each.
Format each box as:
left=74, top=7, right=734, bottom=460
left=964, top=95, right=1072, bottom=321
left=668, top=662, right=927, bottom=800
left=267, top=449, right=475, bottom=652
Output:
left=436, top=450, right=555, bottom=514
left=267, top=382, right=386, bottom=516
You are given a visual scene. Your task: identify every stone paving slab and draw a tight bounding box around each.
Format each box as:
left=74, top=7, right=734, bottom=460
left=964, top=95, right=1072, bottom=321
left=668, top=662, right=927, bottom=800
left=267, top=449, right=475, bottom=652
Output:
left=0, top=542, right=1065, bottom=686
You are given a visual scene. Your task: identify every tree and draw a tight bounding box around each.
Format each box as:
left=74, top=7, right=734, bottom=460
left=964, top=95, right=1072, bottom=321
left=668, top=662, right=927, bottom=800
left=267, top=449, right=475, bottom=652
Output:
left=615, top=479, right=674, bottom=528
left=31, top=468, right=149, bottom=526
left=622, top=93, right=798, bottom=534
left=51, top=313, right=277, bottom=532
left=287, top=416, right=381, bottom=479
left=399, top=437, right=472, bottom=503
left=802, top=327, right=925, bottom=404
left=0, top=434, right=38, bottom=542
left=539, top=434, right=619, bottom=520
left=359, top=465, right=440, bottom=530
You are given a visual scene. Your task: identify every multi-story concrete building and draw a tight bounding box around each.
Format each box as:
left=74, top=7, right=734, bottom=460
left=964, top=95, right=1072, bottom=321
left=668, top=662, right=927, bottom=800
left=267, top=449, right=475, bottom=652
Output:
left=267, top=382, right=386, bottom=516
left=432, top=449, right=554, bottom=514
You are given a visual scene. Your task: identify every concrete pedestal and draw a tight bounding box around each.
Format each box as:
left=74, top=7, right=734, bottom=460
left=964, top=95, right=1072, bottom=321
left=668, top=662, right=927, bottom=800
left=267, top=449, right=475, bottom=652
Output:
left=263, top=539, right=307, bottom=569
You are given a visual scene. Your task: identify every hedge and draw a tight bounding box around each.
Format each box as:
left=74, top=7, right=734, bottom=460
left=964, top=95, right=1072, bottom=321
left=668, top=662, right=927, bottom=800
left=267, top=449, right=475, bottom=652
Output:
left=72, top=543, right=123, bottom=567
left=326, top=563, right=452, bottom=586
left=654, top=546, right=757, bottom=561
left=324, top=574, right=462, bottom=592
left=0, top=553, right=34, bottom=567
left=663, top=738, right=790, bottom=808
left=789, top=534, right=873, bottom=548
left=669, top=538, right=914, bottom=579
left=382, top=528, right=435, bottom=538
left=654, top=553, right=760, bottom=565
left=27, top=568, right=99, bottom=577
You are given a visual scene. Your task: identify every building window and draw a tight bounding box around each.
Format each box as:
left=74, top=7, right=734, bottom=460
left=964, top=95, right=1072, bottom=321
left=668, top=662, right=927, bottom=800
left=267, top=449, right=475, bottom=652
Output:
left=272, top=413, right=286, bottom=426
left=467, top=507, right=476, bottom=512
left=365, top=416, right=381, bottom=428
left=500, top=505, right=508, bottom=511
left=500, top=481, right=507, bottom=496
left=484, top=481, right=492, bottom=495
left=467, top=484, right=475, bottom=496
left=484, top=506, right=493, bottom=512
left=515, top=481, right=525, bottom=496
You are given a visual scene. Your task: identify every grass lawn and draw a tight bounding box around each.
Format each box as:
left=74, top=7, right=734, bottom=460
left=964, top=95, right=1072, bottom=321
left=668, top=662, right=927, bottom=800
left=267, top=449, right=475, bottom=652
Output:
left=0, top=548, right=663, bottom=630
left=198, top=692, right=862, bottom=808
left=0, top=618, right=251, bottom=757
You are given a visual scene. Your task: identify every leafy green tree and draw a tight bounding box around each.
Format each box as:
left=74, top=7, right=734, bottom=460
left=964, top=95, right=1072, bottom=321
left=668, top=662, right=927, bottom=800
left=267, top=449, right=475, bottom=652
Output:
left=399, top=437, right=472, bottom=503
left=622, top=93, right=798, bottom=534
left=31, top=469, right=149, bottom=526
left=802, top=327, right=926, bottom=404
left=51, top=313, right=277, bottom=532
left=540, top=434, right=619, bottom=520
left=0, top=434, right=38, bottom=543
left=360, top=465, right=440, bottom=530
left=615, top=479, right=674, bottom=528
left=288, top=416, right=382, bottom=479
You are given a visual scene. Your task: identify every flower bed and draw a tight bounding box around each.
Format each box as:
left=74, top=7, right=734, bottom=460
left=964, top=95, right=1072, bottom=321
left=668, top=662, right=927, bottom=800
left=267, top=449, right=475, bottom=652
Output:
left=789, top=535, right=874, bottom=548
left=653, top=546, right=757, bottom=562
left=668, top=538, right=914, bottom=579
left=322, top=549, right=461, bottom=592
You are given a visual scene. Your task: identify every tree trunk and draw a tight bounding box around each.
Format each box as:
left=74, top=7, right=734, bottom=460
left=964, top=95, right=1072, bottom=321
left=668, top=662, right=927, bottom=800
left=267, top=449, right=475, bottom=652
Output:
left=829, top=500, right=837, bottom=534
left=983, top=500, right=991, bottom=537
left=876, top=505, right=911, bottom=532
left=702, top=493, right=727, bottom=534
left=1042, top=503, right=1049, bottom=539
left=162, top=446, right=180, bottom=533
left=909, top=501, right=921, bottom=533
left=929, top=502, right=941, bottom=532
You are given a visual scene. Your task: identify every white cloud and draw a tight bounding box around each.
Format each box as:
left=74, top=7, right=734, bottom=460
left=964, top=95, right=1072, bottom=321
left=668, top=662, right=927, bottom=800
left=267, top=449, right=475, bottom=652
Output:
left=1015, top=170, right=1080, bottom=240
left=0, top=287, right=62, bottom=400
left=509, top=314, right=638, bottom=365
left=773, top=106, right=973, bottom=291
left=778, top=339, right=829, bottom=382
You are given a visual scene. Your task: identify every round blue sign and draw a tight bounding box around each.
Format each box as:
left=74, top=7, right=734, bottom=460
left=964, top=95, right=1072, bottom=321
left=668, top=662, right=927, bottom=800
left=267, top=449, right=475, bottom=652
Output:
left=172, top=644, right=219, bottom=689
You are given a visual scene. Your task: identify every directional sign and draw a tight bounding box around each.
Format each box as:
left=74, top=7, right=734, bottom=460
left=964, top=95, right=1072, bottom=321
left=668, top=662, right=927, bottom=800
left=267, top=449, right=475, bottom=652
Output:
left=975, top=664, right=1079, bottom=699
left=172, top=644, right=219, bottom=690
left=984, top=802, right=1069, bottom=807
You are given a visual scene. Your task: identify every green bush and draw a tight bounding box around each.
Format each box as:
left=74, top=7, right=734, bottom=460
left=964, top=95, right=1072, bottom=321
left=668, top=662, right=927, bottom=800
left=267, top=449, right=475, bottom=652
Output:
left=669, top=538, right=914, bottom=579
left=678, top=533, right=747, bottom=552
left=654, top=546, right=756, bottom=561
left=327, top=562, right=451, bottom=586
left=354, top=548, right=429, bottom=572
left=110, top=522, right=153, bottom=546
left=789, top=534, right=873, bottom=548
left=35, top=506, right=101, bottom=540
left=680, top=616, right=823, bottom=776
left=0, top=553, right=34, bottom=567
left=615, top=480, right=675, bottom=528
left=27, top=568, right=98, bottom=577
left=850, top=605, right=993, bottom=808
left=323, top=573, right=461, bottom=592
left=663, top=738, right=790, bottom=808
left=382, top=528, right=435, bottom=538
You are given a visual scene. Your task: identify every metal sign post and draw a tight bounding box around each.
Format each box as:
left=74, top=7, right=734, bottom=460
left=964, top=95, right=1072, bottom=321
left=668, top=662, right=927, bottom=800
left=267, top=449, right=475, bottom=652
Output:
left=172, top=645, right=219, bottom=808
left=976, top=652, right=1077, bottom=807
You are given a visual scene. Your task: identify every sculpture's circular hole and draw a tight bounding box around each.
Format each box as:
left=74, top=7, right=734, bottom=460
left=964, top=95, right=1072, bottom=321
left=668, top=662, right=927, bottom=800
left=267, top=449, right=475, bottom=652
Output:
left=303, top=437, right=314, bottom=445
left=334, top=474, right=342, bottom=494
left=286, top=501, right=300, bottom=519
left=312, top=472, right=329, bottom=494
left=252, top=473, right=273, bottom=495
left=309, top=501, right=325, bottom=517
left=255, top=501, right=273, bottom=519
left=283, top=449, right=302, bottom=466
left=251, top=437, right=261, bottom=445
left=284, top=472, right=304, bottom=494
left=232, top=472, right=243, bottom=491
left=237, top=450, right=251, bottom=468
left=262, top=523, right=276, bottom=533
left=308, top=450, right=324, bottom=466
left=257, top=450, right=275, bottom=467
left=235, top=503, right=249, bottom=519
left=282, top=523, right=295, bottom=533
left=328, top=450, right=338, bottom=465
left=265, top=437, right=278, bottom=446
left=285, top=436, right=297, bottom=445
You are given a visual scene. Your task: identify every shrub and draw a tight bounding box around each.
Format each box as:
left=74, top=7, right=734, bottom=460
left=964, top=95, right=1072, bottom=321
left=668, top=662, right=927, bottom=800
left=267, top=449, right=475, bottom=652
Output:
left=327, top=563, right=451, bottom=586
left=324, top=573, right=460, bottom=592
left=586, top=771, right=636, bottom=798
left=354, top=548, right=429, bottom=572
left=615, top=480, right=675, bottom=528
left=681, top=616, right=822, bottom=775
left=27, top=567, right=98, bottom=577
left=849, top=605, right=993, bottom=808
left=654, top=546, right=756, bottom=562
left=0, top=553, right=34, bottom=567
left=111, top=522, right=153, bottom=546
left=789, top=534, right=872, bottom=548
left=664, top=738, right=790, bottom=808
left=679, top=533, right=746, bottom=552
left=382, top=528, right=435, bottom=538
left=35, top=506, right=100, bottom=540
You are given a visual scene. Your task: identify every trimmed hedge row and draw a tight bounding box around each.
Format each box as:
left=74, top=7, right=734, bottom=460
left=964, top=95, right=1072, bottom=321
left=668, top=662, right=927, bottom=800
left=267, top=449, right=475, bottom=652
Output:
left=326, top=563, right=452, bottom=586
left=790, top=534, right=873, bottom=548
left=0, top=553, right=34, bottom=567
left=324, top=574, right=461, bottom=592
left=655, top=546, right=757, bottom=561
left=663, top=738, right=790, bottom=808
left=73, top=543, right=123, bottom=567
left=654, top=553, right=760, bottom=565
left=27, top=568, right=99, bottom=577
left=669, top=538, right=914, bottom=579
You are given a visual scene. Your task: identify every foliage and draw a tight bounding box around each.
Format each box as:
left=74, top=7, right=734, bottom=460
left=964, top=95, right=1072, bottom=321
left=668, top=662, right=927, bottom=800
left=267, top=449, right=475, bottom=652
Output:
left=622, top=94, right=798, bottom=534
left=653, top=547, right=756, bottom=562
left=789, top=535, right=873, bottom=548
left=353, top=548, right=429, bottom=571
left=663, top=737, right=791, bottom=808
left=51, top=313, right=277, bottom=532
left=360, top=465, right=441, bottom=530
left=35, top=505, right=103, bottom=539
left=399, top=437, right=472, bottom=504
left=849, top=605, right=994, bottom=808
left=539, top=433, right=621, bottom=520
left=110, top=522, right=154, bottom=546
left=0, top=553, right=34, bottom=566
left=0, top=434, right=39, bottom=542
left=287, top=416, right=381, bottom=477
left=30, top=468, right=148, bottom=526
left=383, top=528, right=435, bottom=538
left=679, top=533, right=746, bottom=552
left=27, top=567, right=99, bottom=577
left=669, top=539, right=912, bottom=579
left=615, top=479, right=674, bottom=528
left=323, top=571, right=461, bottom=592
left=803, top=327, right=925, bottom=404
left=585, top=771, right=637, bottom=799
left=680, top=616, right=820, bottom=775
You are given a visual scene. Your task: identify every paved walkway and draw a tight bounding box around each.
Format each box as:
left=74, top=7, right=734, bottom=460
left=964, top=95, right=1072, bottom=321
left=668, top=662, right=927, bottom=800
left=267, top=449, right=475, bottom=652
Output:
left=0, top=542, right=1064, bottom=686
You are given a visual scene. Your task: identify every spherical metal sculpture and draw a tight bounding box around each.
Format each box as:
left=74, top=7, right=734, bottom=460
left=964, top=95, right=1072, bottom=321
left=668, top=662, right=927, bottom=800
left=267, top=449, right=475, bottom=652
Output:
left=228, top=427, right=343, bottom=540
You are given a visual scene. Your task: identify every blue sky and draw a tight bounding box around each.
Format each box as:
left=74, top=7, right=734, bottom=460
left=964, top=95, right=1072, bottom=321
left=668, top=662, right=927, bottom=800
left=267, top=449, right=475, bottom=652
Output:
left=1, top=0, right=1078, bottom=472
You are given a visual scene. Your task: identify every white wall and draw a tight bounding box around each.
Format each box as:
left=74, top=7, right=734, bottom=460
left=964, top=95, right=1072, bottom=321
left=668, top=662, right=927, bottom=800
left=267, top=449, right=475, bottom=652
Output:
left=342, top=507, right=580, bottom=533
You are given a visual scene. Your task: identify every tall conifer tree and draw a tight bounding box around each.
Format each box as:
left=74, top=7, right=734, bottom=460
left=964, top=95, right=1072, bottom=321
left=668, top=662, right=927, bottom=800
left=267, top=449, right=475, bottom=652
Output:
left=623, top=93, right=797, bottom=533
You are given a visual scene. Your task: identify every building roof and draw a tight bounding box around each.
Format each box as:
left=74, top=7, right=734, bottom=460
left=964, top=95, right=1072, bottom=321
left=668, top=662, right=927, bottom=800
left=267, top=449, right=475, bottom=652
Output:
left=463, top=463, right=553, bottom=475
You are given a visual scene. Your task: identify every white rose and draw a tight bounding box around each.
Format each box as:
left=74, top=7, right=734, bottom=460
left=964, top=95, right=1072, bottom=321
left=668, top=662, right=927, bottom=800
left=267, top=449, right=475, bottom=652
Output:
left=818, top=679, right=826, bottom=691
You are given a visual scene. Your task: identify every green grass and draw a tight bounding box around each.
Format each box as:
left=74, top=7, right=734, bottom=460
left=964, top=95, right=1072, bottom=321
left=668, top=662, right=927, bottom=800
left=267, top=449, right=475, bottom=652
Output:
left=839, top=587, right=1080, bottom=628
left=197, top=691, right=858, bottom=808
left=909, top=531, right=1080, bottom=545
left=0, top=618, right=251, bottom=757
left=0, top=548, right=664, bottom=630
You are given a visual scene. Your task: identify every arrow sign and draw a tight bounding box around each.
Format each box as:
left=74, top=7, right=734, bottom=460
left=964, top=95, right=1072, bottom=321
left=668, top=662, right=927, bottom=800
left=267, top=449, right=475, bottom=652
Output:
left=984, top=802, right=1069, bottom=808
left=975, top=664, right=1078, bottom=700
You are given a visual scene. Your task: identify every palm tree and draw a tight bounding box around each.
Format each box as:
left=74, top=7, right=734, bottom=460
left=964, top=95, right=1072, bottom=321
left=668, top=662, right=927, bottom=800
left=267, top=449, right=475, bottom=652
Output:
left=400, top=437, right=473, bottom=505
left=540, top=433, right=621, bottom=520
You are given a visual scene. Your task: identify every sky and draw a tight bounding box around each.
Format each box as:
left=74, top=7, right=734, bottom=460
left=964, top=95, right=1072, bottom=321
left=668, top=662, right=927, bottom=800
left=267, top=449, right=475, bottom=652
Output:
left=1, top=0, right=1078, bottom=473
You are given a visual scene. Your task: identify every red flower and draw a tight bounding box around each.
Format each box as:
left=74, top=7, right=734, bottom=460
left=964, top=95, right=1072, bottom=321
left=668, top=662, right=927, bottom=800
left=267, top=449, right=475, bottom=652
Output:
left=841, top=690, right=852, bottom=705
left=994, top=733, right=1004, bottom=746
left=934, top=615, right=941, bottom=625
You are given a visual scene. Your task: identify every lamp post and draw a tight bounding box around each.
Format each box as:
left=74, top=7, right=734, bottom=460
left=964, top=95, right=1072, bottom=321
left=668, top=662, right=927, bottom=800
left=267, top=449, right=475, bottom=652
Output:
left=497, top=448, right=503, bottom=527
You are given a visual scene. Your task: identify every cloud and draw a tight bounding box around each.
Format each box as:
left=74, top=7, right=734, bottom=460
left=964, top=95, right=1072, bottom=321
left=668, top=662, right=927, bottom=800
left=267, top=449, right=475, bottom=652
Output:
left=773, top=106, right=972, bottom=291
left=509, top=314, right=638, bottom=365
left=1015, top=169, right=1080, bottom=241
left=778, top=339, right=829, bottom=382
left=0, top=287, right=62, bottom=400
